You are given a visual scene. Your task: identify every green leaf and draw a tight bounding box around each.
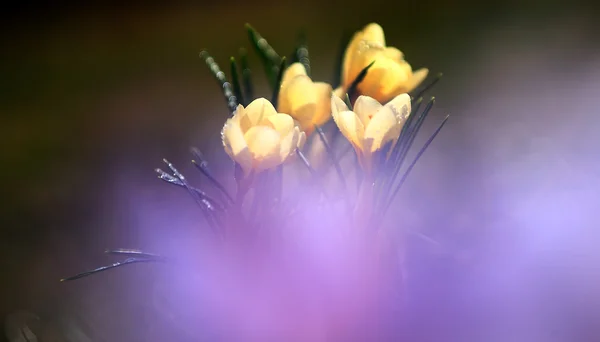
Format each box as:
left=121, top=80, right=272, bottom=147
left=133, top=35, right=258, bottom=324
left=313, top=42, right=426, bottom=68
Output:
left=383, top=114, right=449, bottom=216
left=230, top=57, right=244, bottom=107
left=245, top=23, right=282, bottom=89
left=271, top=57, right=287, bottom=108
left=346, top=60, right=375, bottom=103
left=291, top=30, right=310, bottom=77
left=199, top=50, right=237, bottom=114
left=239, top=48, right=253, bottom=103
left=411, top=72, right=443, bottom=100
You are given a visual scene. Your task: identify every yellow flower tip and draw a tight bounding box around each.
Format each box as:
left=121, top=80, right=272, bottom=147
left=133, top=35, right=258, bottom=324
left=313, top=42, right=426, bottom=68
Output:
left=222, top=98, right=302, bottom=174
left=340, top=23, right=428, bottom=103
left=277, top=64, right=333, bottom=133
left=331, top=93, right=411, bottom=171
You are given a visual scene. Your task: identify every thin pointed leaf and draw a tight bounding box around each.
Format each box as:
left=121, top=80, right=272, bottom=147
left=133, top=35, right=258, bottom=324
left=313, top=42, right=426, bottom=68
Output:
left=199, top=50, right=238, bottom=114
left=191, top=147, right=234, bottom=204
left=271, top=57, right=287, bottom=108
left=383, top=115, right=449, bottom=216
left=245, top=24, right=281, bottom=88
left=391, top=97, right=435, bottom=177
left=159, top=159, right=224, bottom=234
left=230, top=57, right=244, bottom=108
left=315, top=125, right=348, bottom=194
left=239, top=48, right=253, bottom=103
left=411, top=72, right=443, bottom=100
left=60, top=257, right=164, bottom=282
left=377, top=97, right=434, bottom=214
left=344, top=93, right=353, bottom=110
left=346, top=60, right=375, bottom=103
left=295, top=30, right=310, bottom=77
left=297, top=149, right=330, bottom=199
left=105, top=249, right=166, bottom=260
left=155, top=167, right=224, bottom=212
left=388, top=97, right=424, bottom=169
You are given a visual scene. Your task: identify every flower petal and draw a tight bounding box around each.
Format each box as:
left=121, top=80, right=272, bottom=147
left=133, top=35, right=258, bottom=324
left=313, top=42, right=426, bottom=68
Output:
left=281, top=63, right=307, bottom=86
left=261, top=113, right=295, bottom=137
left=406, top=68, right=429, bottom=93
left=279, top=126, right=300, bottom=161
left=331, top=94, right=349, bottom=118
left=333, top=108, right=365, bottom=151
left=364, top=93, right=411, bottom=153
left=353, top=95, right=382, bottom=127
left=241, top=98, right=277, bottom=132
left=342, top=30, right=365, bottom=88
left=361, top=23, right=386, bottom=46
left=359, top=59, right=410, bottom=102
left=297, top=130, right=306, bottom=149
left=386, top=93, right=412, bottom=123
left=244, top=126, right=282, bottom=172
left=279, top=75, right=317, bottom=127
left=311, top=82, right=333, bottom=127
left=222, top=117, right=253, bottom=173
left=384, top=47, right=403, bottom=62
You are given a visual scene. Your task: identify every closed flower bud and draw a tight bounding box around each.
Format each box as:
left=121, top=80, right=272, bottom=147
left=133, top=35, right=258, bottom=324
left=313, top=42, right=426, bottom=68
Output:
left=331, top=93, right=411, bottom=173
left=278, top=63, right=333, bottom=134
left=335, top=23, right=428, bottom=103
left=222, top=98, right=305, bottom=175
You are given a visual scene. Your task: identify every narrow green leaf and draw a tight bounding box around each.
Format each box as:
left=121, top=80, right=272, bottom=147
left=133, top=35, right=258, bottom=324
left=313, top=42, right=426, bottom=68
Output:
left=346, top=60, right=375, bottom=103
left=245, top=23, right=282, bottom=88
left=294, top=30, right=310, bottom=77
left=271, top=57, right=287, bottom=108
left=230, top=57, right=244, bottom=107
left=383, top=114, right=449, bottom=216
left=239, top=48, right=253, bottom=103
left=411, top=72, right=443, bottom=100
left=199, top=50, right=237, bottom=114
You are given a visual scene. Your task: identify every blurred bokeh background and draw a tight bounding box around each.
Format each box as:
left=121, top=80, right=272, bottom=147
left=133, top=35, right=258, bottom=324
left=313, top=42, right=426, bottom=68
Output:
left=2, top=0, right=600, bottom=341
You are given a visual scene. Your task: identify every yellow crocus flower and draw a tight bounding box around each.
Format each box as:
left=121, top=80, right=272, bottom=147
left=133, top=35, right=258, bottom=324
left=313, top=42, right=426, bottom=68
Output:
left=222, top=98, right=305, bottom=175
left=277, top=63, right=333, bottom=134
left=334, top=23, right=428, bottom=103
left=331, top=93, right=411, bottom=173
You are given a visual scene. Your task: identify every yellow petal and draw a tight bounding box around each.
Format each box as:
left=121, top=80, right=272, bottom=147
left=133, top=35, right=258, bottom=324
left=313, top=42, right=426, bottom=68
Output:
left=244, top=126, right=282, bottom=172
left=279, top=75, right=316, bottom=127
left=346, top=45, right=383, bottom=91
left=353, top=95, right=382, bottom=127
left=241, top=98, right=277, bottom=132
left=331, top=94, right=349, bottom=119
left=361, top=23, right=386, bottom=46
left=359, top=59, right=410, bottom=103
left=334, top=109, right=365, bottom=151
left=342, top=30, right=365, bottom=88
left=406, top=68, right=429, bottom=93
left=279, top=126, right=300, bottom=161
left=364, top=93, right=411, bottom=152
left=297, top=130, right=306, bottom=149
left=310, top=82, right=333, bottom=127
left=384, top=47, right=403, bottom=62
left=222, top=117, right=253, bottom=173
left=261, top=113, right=295, bottom=137
left=281, top=63, right=307, bottom=86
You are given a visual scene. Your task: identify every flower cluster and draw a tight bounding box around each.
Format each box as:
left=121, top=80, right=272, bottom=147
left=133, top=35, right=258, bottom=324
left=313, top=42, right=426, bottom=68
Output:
left=222, top=23, right=429, bottom=180
left=62, top=22, right=448, bottom=342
